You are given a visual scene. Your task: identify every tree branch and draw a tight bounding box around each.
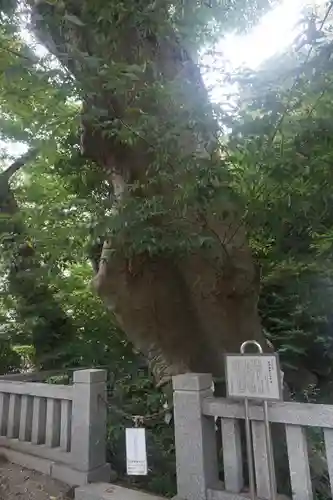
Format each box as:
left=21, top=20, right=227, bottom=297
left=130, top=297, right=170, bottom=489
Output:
left=1, top=148, right=38, bottom=182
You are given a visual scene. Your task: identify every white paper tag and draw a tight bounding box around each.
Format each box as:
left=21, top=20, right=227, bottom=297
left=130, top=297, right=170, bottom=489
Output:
left=126, top=428, right=148, bottom=475
left=225, top=354, right=282, bottom=401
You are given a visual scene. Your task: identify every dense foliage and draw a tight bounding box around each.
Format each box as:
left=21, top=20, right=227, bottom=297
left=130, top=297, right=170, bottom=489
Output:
left=226, top=20, right=333, bottom=399
left=1, top=0, right=333, bottom=496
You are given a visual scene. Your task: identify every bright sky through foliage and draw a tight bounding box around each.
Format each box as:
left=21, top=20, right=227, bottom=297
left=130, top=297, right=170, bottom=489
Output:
left=202, top=0, right=327, bottom=105
left=0, top=0, right=327, bottom=161
left=221, top=0, right=326, bottom=70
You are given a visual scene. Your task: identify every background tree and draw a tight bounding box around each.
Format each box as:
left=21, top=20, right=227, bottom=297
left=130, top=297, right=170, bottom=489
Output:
left=224, top=13, right=333, bottom=398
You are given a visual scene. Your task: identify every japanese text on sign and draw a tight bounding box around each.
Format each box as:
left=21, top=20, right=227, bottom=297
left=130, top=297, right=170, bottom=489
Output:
left=225, top=354, right=282, bottom=401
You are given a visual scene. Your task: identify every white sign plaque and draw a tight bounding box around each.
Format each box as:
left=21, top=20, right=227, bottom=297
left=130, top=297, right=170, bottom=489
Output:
left=126, top=428, right=148, bottom=475
left=225, top=354, right=282, bottom=401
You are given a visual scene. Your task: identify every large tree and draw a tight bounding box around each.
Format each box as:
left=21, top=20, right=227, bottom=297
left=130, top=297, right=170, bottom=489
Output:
left=3, top=0, right=333, bottom=494
left=18, top=0, right=275, bottom=387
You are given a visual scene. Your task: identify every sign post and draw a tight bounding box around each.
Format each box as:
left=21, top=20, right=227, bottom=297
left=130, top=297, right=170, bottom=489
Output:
left=225, top=340, right=282, bottom=500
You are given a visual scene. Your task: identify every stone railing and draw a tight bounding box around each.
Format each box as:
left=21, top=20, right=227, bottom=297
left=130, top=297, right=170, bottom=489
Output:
left=173, top=373, right=333, bottom=500
left=0, top=369, right=110, bottom=486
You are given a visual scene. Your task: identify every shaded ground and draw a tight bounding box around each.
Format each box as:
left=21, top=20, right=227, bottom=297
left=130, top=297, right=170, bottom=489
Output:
left=0, top=459, right=73, bottom=500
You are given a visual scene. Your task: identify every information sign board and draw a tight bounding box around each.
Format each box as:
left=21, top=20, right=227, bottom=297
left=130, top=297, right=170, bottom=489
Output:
left=225, top=353, right=282, bottom=401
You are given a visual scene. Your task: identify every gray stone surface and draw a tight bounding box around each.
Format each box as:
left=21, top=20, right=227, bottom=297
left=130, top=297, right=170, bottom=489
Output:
left=251, top=420, right=271, bottom=499
left=73, top=369, right=106, bottom=384
left=285, top=424, right=313, bottom=500
left=207, top=488, right=250, bottom=500
left=0, top=393, right=9, bottom=435
left=46, top=398, right=61, bottom=447
left=173, top=373, right=306, bottom=500
left=71, top=369, right=107, bottom=472
left=0, top=447, right=111, bottom=487
left=207, top=487, right=291, bottom=500
left=173, top=373, right=213, bottom=392
left=0, top=381, right=73, bottom=399
left=173, top=374, right=218, bottom=500
left=324, top=428, right=333, bottom=494
left=221, top=418, right=243, bottom=493
left=75, top=484, right=164, bottom=500
left=31, top=397, right=46, bottom=445
left=0, top=369, right=110, bottom=488
left=52, top=463, right=111, bottom=486
left=51, top=463, right=87, bottom=486
left=0, top=437, right=74, bottom=463
left=19, top=395, right=33, bottom=442
left=60, top=400, right=71, bottom=452
left=203, top=396, right=333, bottom=428
left=7, top=394, right=21, bottom=439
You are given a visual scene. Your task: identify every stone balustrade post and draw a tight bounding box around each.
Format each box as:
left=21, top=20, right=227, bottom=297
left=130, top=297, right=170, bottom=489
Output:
left=71, top=369, right=110, bottom=482
left=173, top=374, right=219, bottom=500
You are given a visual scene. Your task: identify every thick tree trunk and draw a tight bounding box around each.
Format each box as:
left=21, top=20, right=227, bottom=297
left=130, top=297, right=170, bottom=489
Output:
left=30, top=0, right=268, bottom=384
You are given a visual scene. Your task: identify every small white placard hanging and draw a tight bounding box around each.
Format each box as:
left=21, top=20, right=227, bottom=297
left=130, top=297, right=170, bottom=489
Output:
left=126, top=428, right=148, bottom=475
left=225, top=353, right=282, bottom=401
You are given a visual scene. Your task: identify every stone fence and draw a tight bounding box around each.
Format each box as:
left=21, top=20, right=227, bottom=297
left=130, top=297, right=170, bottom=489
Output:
left=0, top=369, right=110, bottom=486
left=173, top=373, right=333, bottom=500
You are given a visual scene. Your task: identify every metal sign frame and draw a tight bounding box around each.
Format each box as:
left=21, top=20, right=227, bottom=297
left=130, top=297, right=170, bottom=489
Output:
left=224, top=340, right=281, bottom=500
